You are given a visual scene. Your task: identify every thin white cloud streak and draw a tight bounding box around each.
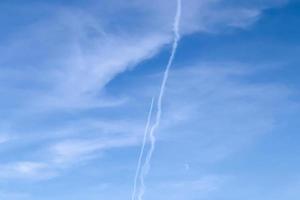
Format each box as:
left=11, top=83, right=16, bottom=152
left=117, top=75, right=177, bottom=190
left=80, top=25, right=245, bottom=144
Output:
left=131, top=98, right=154, bottom=200
left=50, top=136, right=138, bottom=165
left=0, top=135, right=139, bottom=180
left=0, top=161, right=55, bottom=180
left=137, top=1, right=181, bottom=200
left=0, top=116, right=149, bottom=180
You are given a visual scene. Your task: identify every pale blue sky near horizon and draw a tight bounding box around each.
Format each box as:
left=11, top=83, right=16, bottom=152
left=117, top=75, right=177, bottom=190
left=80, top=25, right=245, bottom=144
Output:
left=0, top=0, right=300, bottom=199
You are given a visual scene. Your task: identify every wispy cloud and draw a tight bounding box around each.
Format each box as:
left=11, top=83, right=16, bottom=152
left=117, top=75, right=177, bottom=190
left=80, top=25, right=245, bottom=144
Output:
left=50, top=136, right=137, bottom=165
left=0, top=61, right=295, bottom=181
left=124, top=62, right=296, bottom=167
left=0, top=0, right=292, bottom=183
left=0, top=161, right=55, bottom=180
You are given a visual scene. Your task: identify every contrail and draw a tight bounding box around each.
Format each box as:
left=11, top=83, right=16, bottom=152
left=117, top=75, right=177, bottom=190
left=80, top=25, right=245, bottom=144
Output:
left=131, top=98, right=154, bottom=200
left=136, top=0, right=182, bottom=200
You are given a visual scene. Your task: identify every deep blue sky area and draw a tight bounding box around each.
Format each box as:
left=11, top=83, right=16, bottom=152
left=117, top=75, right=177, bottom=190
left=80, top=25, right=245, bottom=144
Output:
left=0, top=0, right=299, bottom=200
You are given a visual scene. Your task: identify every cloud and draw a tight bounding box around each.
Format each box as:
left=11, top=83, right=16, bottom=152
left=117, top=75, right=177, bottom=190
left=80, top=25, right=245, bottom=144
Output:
left=158, top=63, right=294, bottom=162
left=0, top=161, right=55, bottom=180
left=0, top=59, right=295, bottom=182
left=50, top=136, right=137, bottom=165
left=0, top=118, right=146, bottom=179
left=117, top=61, right=295, bottom=171
left=0, top=0, right=292, bottom=182
left=0, top=136, right=136, bottom=180
left=0, top=61, right=295, bottom=181
left=0, top=0, right=288, bottom=112
left=0, top=0, right=288, bottom=115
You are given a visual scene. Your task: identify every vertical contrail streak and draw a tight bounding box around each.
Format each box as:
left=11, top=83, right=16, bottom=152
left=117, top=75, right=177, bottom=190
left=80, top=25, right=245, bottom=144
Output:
left=131, top=98, right=155, bottom=200
left=136, top=0, right=182, bottom=200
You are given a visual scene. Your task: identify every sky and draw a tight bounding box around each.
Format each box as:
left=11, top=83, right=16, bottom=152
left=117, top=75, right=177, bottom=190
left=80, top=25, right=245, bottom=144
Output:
left=0, top=0, right=300, bottom=199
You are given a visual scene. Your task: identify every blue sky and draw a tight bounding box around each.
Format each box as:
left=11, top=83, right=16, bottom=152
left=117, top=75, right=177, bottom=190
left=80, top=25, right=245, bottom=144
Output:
left=0, top=0, right=300, bottom=199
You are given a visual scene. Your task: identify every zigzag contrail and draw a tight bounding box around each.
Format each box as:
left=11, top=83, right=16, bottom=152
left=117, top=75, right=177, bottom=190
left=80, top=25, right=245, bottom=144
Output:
left=131, top=98, right=154, bottom=200
left=135, top=1, right=182, bottom=200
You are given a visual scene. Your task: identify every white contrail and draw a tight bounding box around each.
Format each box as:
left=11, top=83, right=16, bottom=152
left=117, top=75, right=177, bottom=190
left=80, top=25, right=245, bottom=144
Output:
left=137, top=0, right=182, bottom=200
left=131, top=98, right=155, bottom=200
